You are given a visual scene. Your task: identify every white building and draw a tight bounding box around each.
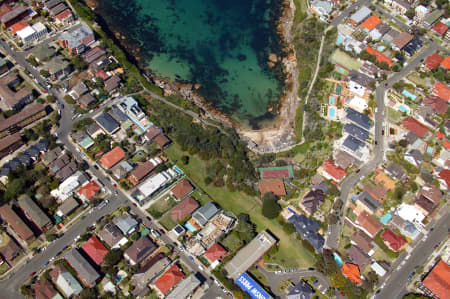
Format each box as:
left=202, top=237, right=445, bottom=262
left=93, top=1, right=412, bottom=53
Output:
left=345, top=96, right=368, bottom=113
left=415, top=5, right=430, bottom=22
left=348, top=81, right=366, bottom=97
left=17, top=22, right=47, bottom=44
left=397, top=204, right=425, bottom=224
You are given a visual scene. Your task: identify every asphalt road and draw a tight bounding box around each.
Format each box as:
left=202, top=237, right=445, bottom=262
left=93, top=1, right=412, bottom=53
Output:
left=375, top=212, right=450, bottom=299
left=329, top=0, right=369, bottom=27
left=0, top=41, right=228, bottom=298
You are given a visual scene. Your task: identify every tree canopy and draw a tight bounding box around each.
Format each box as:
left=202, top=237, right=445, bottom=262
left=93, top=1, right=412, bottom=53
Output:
left=262, top=192, right=281, bottom=219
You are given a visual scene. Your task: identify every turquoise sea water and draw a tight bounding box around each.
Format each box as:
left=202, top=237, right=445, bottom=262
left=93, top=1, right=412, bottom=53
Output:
left=96, top=0, right=285, bottom=127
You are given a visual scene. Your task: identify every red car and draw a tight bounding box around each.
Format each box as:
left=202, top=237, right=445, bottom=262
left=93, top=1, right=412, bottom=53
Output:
left=29, top=272, right=36, bottom=277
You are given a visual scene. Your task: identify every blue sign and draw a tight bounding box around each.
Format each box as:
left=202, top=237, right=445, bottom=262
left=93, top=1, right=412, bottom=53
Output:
left=235, top=273, right=272, bottom=299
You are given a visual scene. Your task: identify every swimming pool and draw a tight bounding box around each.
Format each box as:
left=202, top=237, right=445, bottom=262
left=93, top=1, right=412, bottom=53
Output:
left=329, top=107, right=336, bottom=117
left=402, top=90, right=417, bottom=100
left=427, top=146, right=434, bottom=155
left=185, top=222, right=197, bottom=232
left=336, top=35, right=343, bottom=45
left=377, top=46, right=385, bottom=52
left=333, top=252, right=344, bottom=267
left=336, top=84, right=342, bottom=95
left=329, top=96, right=336, bottom=105
left=399, top=105, right=409, bottom=113
left=380, top=213, right=392, bottom=225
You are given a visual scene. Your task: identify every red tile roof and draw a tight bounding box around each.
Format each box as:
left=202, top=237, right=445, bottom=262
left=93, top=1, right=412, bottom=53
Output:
left=381, top=229, right=407, bottom=252
left=33, top=279, right=58, bottom=299
left=433, top=82, right=450, bottom=101
left=356, top=211, right=382, bottom=237
left=360, top=16, right=381, bottom=31
left=439, top=169, right=450, bottom=189
left=259, top=179, right=286, bottom=197
left=154, top=264, right=184, bottom=294
left=425, top=53, right=444, bottom=69
left=99, top=146, right=125, bottom=169
left=423, top=96, right=447, bottom=114
left=366, top=46, right=393, bottom=67
left=171, top=179, right=194, bottom=200
left=170, top=197, right=199, bottom=221
left=154, top=134, right=170, bottom=148
left=432, top=22, right=449, bottom=35
left=261, top=169, right=290, bottom=179
left=10, top=20, right=28, bottom=34
left=204, top=243, right=227, bottom=263
left=436, top=131, right=445, bottom=139
left=323, top=160, right=347, bottom=182
left=55, top=9, right=72, bottom=21
left=81, top=235, right=108, bottom=265
left=422, top=260, right=450, bottom=299
left=341, top=263, right=361, bottom=284
left=441, top=57, right=450, bottom=70
left=95, top=70, right=109, bottom=80
left=444, top=140, right=450, bottom=150
left=77, top=180, right=100, bottom=200
left=401, top=117, right=429, bottom=138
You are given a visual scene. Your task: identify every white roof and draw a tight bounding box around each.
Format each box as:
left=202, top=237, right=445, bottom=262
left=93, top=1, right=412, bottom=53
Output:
left=137, top=172, right=169, bottom=197
left=415, top=5, right=429, bottom=14
left=17, top=26, right=35, bottom=39
left=32, top=22, right=46, bottom=32
left=371, top=262, right=386, bottom=276
left=347, top=96, right=368, bottom=111
left=338, top=24, right=355, bottom=37
left=397, top=204, right=425, bottom=223
left=348, top=81, right=366, bottom=97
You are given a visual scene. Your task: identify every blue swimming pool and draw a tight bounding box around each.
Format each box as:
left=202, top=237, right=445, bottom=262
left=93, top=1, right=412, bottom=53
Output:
left=380, top=213, right=392, bottom=225
left=427, top=146, right=434, bottom=155
left=399, top=105, right=409, bottom=113
left=185, top=222, right=197, bottom=232
left=336, top=35, right=343, bottom=45
left=333, top=252, right=344, bottom=267
left=329, top=96, right=336, bottom=105
left=402, top=90, right=417, bottom=100
left=377, top=46, right=385, bottom=52
left=329, top=107, right=336, bottom=117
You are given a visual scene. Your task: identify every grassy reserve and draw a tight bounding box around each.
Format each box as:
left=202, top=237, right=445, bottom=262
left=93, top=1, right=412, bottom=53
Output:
left=165, top=143, right=317, bottom=268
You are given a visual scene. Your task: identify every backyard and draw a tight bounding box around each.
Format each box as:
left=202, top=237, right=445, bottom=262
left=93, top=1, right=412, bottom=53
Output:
left=164, top=143, right=318, bottom=268
left=331, top=50, right=362, bottom=71
left=146, top=196, right=177, bottom=219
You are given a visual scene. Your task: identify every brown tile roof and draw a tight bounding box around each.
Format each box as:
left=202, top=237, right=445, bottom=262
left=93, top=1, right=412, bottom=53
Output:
left=0, top=132, right=22, bottom=152
left=33, top=278, right=58, bottom=299
left=422, top=260, right=450, bottom=299
left=418, top=185, right=442, bottom=205
left=392, top=32, right=413, bottom=49
left=124, top=236, right=157, bottom=265
left=350, top=230, right=374, bottom=254
left=356, top=211, right=382, bottom=237
left=129, top=160, right=158, bottom=183
left=170, top=179, right=194, bottom=200
left=347, top=245, right=370, bottom=269
left=170, top=197, right=199, bottom=221
left=0, top=103, right=46, bottom=133
left=0, top=236, right=21, bottom=263
left=423, top=96, right=448, bottom=114
left=144, top=126, right=162, bottom=141
left=363, top=184, right=387, bottom=202
left=0, top=72, right=33, bottom=109
left=154, top=134, right=170, bottom=148
left=414, top=195, right=436, bottom=214
left=259, top=179, right=286, bottom=197
left=0, top=205, right=33, bottom=241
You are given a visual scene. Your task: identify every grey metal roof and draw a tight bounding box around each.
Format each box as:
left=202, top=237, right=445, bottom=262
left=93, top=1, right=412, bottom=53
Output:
left=167, top=274, right=202, bottom=299
left=386, top=163, right=406, bottom=180
left=58, top=197, right=79, bottom=216
left=113, top=214, right=138, bottom=235
left=192, top=202, right=220, bottom=226
left=350, top=6, right=371, bottom=23
left=288, top=214, right=324, bottom=252
left=346, top=108, right=372, bottom=130
left=96, top=113, right=120, bottom=134
left=59, top=23, right=93, bottom=49
left=357, top=191, right=380, bottom=212
left=424, top=10, right=443, bottom=27
left=98, top=223, right=123, bottom=247
left=18, top=194, right=51, bottom=228
left=347, top=70, right=375, bottom=89
left=71, top=82, right=88, bottom=98
left=109, top=106, right=129, bottom=123
left=343, top=135, right=364, bottom=152
left=287, top=280, right=314, bottom=299
left=64, top=248, right=100, bottom=286
left=124, top=236, right=157, bottom=265
left=344, top=123, right=369, bottom=141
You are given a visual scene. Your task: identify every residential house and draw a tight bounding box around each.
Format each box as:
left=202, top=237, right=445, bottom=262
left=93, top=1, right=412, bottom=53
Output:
left=17, top=22, right=47, bottom=44
left=374, top=169, right=396, bottom=190
left=113, top=214, right=138, bottom=235
left=170, top=179, right=194, bottom=201
left=78, top=94, right=97, bottom=110
left=18, top=194, right=51, bottom=232
left=96, top=113, right=120, bottom=135
left=153, top=264, right=184, bottom=296
left=414, top=185, right=442, bottom=216
left=385, top=163, right=407, bottom=182
left=341, top=263, right=362, bottom=284
left=45, top=56, right=72, bottom=80
left=99, top=147, right=125, bottom=169
left=128, top=158, right=161, bottom=185
left=124, top=236, right=157, bottom=266
left=403, top=38, right=422, bottom=57
left=58, top=23, right=95, bottom=55
left=81, top=46, right=106, bottom=64
left=355, top=211, right=382, bottom=238
left=49, top=3, right=68, bottom=16
left=0, top=5, right=29, bottom=28
left=360, top=16, right=381, bottom=32
left=98, top=223, right=128, bottom=249
left=386, top=0, right=410, bottom=14
left=349, top=6, right=371, bottom=26
left=56, top=197, right=79, bottom=217
left=288, top=214, right=324, bottom=252
left=104, top=75, right=121, bottom=93
left=0, top=72, right=33, bottom=110
left=33, top=278, right=63, bottom=299
left=166, top=274, right=202, bottom=299
left=350, top=230, right=375, bottom=256
left=154, top=134, right=171, bottom=149
left=86, top=122, right=103, bottom=139
left=432, top=22, right=448, bottom=36
left=0, top=205, right=34, bottom=241
left=415, top=5, right=429, bottom=22
left=192, top=202, right=220, bottom=227
left=346, top=108, right=372, bottom=131
left=381, top=229, right=407, bottom=252
left=392, top=32, right=413, bottom=51
left=131, top=253, right=170, bottom=296
left=55, top=9, right=74, bottom=25
left=0, top=58, right=8, bottom=75
left=363, top=185, right=387, bottom=203
left=112, top=160, right=134, bottom=180
left=369, top=22, right=390, bottom=40
left=405, top=149, right=423, bottom=168
left=344, top=123, right=369, bottom=142
left=258, top=179, right=286, bottom=197
left=420, top=260, right=450, bottom=299
left=69, top=82, right=88, bottom=100
left=144, top=125, right=162, bottom=142
left=171, top=197, right=199, bottom=222
left=355, top=191, right=381, bottom=215
left=424, top=53, right=444, bottom=70
left=433, top=82, right=450, bottom=101
left=0, top=235, right=21, bottom=265
left=334, top=150, right=355, bottom=169
left=55, top=161, right=78, bottom=182
left=300, top=189, right=326, bottom=216
left=287, top=280, right=314, bottom=299
left=320, top=160, right=347, bottom=183
left=347, top=245, right=370, bottom=269
left=441, top=57, right=450, bottom=70
left=203, top=243, right=227, bottom=264
left=50, top=264, right=83, bottom=297
left=310, top=0, right=332, bottom=19
left=423, top=96, right=447, bottom=115
left=64, top=248, right=100, bottom=287
left=382, top=29, right=400, bottom=45
left=81, top=235, right=108, bottom=266
left=0, top=133, right=23, bottom=159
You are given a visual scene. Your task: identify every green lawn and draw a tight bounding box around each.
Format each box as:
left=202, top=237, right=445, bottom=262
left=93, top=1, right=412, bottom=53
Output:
left=0, top=261, right=10, bottom=275
left=165, top=144, right=317, bottom=268
left=407, top=72, right=426, bottom=86
left=146, top=196, right=177, bottom=219
left=387, top=107, right=402, bottom=123
left=248, top=266, right=269, bottom=288
left=222, top=231, right=244, bottom=252
left=159, top=213, right=177, bottom=231
left=331, top=50, right=362, bottom=71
